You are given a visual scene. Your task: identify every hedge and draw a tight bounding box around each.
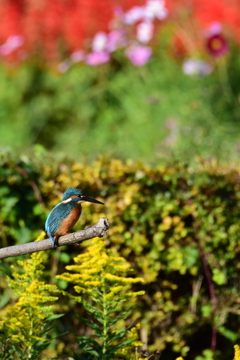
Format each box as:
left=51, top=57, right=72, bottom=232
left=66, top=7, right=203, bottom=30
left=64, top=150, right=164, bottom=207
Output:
left=0, top=150, right=240, bottom=359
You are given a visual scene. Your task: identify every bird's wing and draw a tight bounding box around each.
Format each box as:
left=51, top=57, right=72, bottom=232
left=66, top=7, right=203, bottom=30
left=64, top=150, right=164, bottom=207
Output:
left=45, top=202, right=72, bottom=236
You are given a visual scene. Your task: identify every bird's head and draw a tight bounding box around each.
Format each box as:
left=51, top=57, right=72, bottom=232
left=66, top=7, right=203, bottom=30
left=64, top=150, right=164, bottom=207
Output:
left=62, top=187, right=104, bottom=205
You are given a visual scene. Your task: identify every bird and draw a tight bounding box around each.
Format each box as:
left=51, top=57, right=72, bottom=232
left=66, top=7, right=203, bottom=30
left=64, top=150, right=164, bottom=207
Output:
left=45, top=187, right=104, bottom=248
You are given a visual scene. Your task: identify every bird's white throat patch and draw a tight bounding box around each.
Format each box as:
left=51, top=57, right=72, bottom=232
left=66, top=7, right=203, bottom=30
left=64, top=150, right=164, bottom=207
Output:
left=62, top=197, right=83, bottom=204
left=62, top=197, right=72, bottom=204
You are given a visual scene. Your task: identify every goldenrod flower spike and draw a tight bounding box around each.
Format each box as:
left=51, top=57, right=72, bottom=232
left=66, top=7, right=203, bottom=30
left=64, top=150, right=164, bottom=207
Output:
left=0, top=232, right=59, bottom=358
left=57, top=237, right=145, bottom=359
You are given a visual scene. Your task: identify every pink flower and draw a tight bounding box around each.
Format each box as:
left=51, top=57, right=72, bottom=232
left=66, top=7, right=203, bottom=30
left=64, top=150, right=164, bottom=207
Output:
left=85, top=51, right=110, bottom=66
left=107, top=29, right=126, bottom=52
left=113, top=5, right=124, bottom=18
left=136, top=22, right=154, bottom=43
left=182, top=58, right=213, bottom=76
left=92, top=32, right=108, bottom=52
left=206, top=33, right=229, bottom=57
left=124, top=6, right=145, bottom=25
left=0, top=34, right=24, bottom=56
left=0, top=44, right=12, bottom=56
left=203, top=22, right=222, bottom=38
left=125, top=45, right=152, bottom=66
left=144, top=0, right=168, bottom=20
left=70, top=50, right=85, bottom=62
left=123, top=1, right=168, bottom=24
left=6, top=35, right=24, bottom=49
left=58, top=61, right=71, bottom=73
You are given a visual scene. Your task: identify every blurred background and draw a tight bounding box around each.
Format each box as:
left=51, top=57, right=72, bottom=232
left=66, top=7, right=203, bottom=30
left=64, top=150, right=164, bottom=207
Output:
left=0, top=0, right=239, bottom=163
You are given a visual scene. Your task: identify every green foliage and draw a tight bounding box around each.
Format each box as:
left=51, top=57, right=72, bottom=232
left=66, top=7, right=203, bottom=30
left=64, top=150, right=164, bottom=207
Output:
left=195, top=349, right=214, bottom=360
left=57, top=238, right=144, bottom=360
left=178, top=345, right=240, bottom=360
left=0, top=48, right=240, bottom=162
left=0, top=150, right=48, bottom=247
left=0, top=232, right=60, bottom=360
left=1, top=151, right=240, bottom=358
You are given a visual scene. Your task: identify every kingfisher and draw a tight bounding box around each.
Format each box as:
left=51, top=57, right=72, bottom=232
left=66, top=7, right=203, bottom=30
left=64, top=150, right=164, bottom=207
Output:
left=45, top=188, right=104, bottom=248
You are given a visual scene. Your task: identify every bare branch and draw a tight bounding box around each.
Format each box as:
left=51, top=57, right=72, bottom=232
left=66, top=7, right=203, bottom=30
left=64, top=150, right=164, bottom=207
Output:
left=0, top=218, right=109, bottom=260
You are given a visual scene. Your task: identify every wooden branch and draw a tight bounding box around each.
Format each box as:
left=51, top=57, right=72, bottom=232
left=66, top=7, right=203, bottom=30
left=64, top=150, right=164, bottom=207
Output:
left=0, top=218, right=109, bottom=260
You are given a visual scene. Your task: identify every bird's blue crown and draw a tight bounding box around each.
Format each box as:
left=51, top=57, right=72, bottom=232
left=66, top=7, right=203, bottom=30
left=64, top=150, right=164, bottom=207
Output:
left=62, top=188, right=85, bottom=201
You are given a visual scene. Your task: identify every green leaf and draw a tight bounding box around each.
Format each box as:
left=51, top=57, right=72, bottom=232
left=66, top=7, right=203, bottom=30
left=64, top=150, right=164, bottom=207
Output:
left=195, top=349, right=214, bottom=360
left=105, top=339, right=135, bottom=355
left=106, top=310, right=130, bottom=328
left=212, top=268, right=226, bottom=285
left=60, top=252, right=71, bottom=264
left=76, top=335, right=102, bottom=353
left=106, top=329, right=126, bottom=344
left=218, top=326, right=238, bottom=341
left=201, top=304, right=212, bottom=317
left=46, top=314, right=65, bottom=321
left=78, top=316, right=102, bottom=333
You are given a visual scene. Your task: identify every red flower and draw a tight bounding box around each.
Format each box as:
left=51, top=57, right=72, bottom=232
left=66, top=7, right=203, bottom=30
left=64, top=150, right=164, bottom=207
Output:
left=206, top=33, right=229, bottom=57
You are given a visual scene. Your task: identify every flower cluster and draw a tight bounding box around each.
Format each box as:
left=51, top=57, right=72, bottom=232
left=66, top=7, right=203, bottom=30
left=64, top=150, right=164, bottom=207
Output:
left=0, top=0, right=239, bottom=68
left=0, top=0, right=168, bottom=66
left=182, top=21, right=230, bottom=77
left=57, top=0, right=168, bottom=70
left=57, top=237, right=144, bottom=298
left=0, top=0, right=239, bottom=74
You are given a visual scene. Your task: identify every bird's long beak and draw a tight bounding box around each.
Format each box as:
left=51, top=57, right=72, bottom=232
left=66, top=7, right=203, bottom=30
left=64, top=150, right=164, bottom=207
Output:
left=84, top=196, right=104, bottom=205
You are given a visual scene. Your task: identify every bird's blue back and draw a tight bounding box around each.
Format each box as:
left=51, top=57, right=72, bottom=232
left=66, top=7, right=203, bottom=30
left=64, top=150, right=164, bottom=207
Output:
left=45, top=200, right=78, bottom=236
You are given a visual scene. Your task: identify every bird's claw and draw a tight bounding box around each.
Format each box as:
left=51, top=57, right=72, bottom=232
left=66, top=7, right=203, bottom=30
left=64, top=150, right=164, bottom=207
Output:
left=50, top=235, right=57, bottom=248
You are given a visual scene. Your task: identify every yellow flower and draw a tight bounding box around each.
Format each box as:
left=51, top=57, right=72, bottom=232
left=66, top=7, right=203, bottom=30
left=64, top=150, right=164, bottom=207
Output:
left=57, top=237, right=145, bottom=360
left=1, top=233, right=59, bottom=350
left=234, top=345, right=240, bottom=360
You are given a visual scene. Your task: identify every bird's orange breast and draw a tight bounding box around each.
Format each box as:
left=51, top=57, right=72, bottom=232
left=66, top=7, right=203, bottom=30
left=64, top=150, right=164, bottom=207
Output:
left=55, top=204, right=82, bottom=237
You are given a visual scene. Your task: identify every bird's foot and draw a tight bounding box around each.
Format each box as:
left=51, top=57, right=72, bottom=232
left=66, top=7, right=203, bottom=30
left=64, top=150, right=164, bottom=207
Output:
left=50, top=235, right=58, bottom=248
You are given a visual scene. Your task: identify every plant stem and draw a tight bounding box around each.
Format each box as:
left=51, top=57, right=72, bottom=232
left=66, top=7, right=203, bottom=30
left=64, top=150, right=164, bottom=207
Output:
left=193, top=219, right=217, bottom=352
left=197, top=241, right=217, bottom=351
left=102, top=276, right=107, bottom=360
